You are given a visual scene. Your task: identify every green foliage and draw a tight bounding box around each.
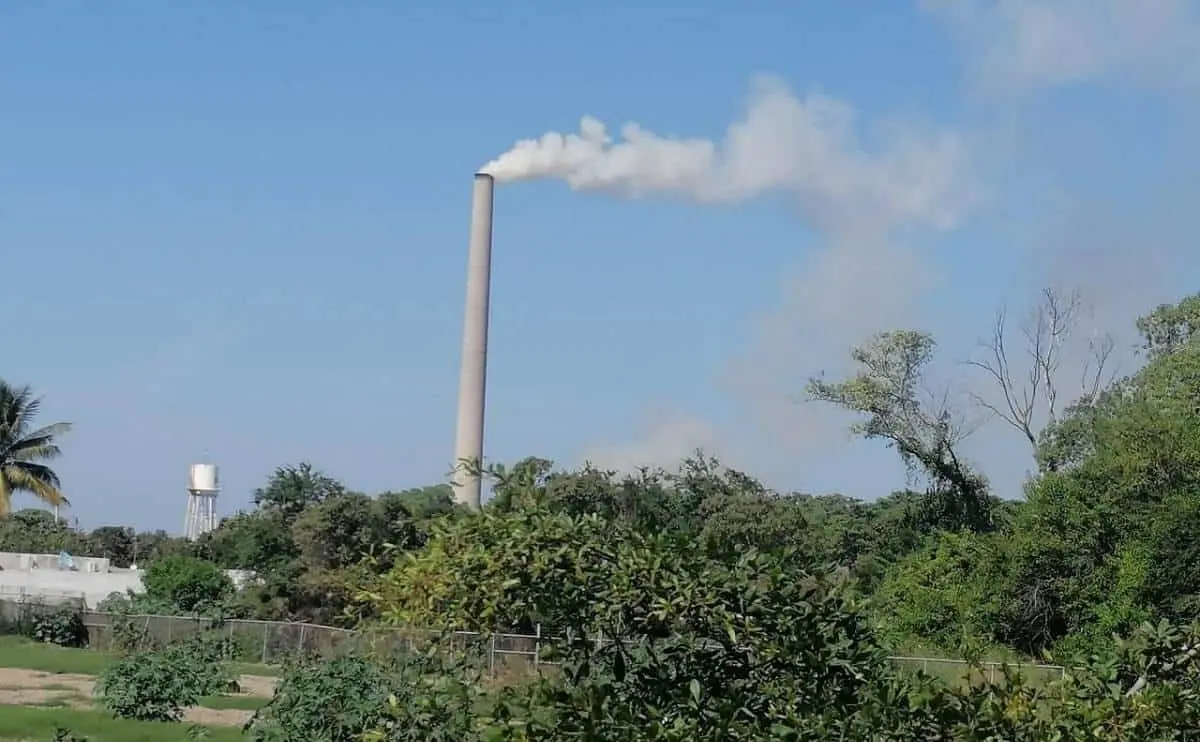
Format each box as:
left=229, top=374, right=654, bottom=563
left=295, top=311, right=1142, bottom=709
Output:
left=97, top=633, right=236, bottom=722
left=97, top=649, right=198, bottom=722
left=19, top=290, right=1200, bottom=737
left=0, top=379, right=71, bottom=514
left=0, top=508, right=89, bottom=553
left=252, top=462, right=346, bottom=521
left=249, top=650, right=483, bottom=742
left=872, top=531, right=1004, bottom=654
left=806, top=330, right=994, bottom=533
left=108, top=612, right=156, bottom=653
left=142, top=555, right=234, bottom=613
left=488, top=550, right=886, bottom=740
left=31, top=606, right=88, bottom=648
left=245, top=655, right=394, bottom=741
left=365, top=505, right=615, bottom=633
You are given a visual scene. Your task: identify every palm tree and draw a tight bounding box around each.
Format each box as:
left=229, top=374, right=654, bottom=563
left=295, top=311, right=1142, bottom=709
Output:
left=0, top=380, right=71, bottom=515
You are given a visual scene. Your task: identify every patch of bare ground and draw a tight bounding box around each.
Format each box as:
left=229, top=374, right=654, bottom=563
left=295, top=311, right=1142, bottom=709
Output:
left=237, top=673, right=277, bottom=697
left=0, top=668, right=278, bottom=726
left=0, top=668, right=92, bottom=708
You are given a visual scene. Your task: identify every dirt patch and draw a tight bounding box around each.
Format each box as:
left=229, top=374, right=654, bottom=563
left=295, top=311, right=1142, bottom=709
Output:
left=0, top=667, right=277, bottom=726
left=0, top=667, right=93, bottom=708
left=237, top=673, right=277, bottom=697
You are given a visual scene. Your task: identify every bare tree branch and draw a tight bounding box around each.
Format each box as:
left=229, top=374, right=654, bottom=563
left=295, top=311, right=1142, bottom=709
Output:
left=965, top=287, right=1116, bottom=454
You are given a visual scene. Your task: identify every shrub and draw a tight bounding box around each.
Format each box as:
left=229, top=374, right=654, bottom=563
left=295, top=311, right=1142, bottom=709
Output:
left=246, top=655, right=395, bottom=741
left=361, top=650, right=483, bottom=742
left=247, top=650, right=482, bottom=742
left=142, top=555, right=234, bottom=613
left=32, top=606, right=89, bottom=648
left=107, top=613, right=155, bottom=654
left=97, top=634, right=236, bottom=721
left=97, top=649, right=201, bottom=722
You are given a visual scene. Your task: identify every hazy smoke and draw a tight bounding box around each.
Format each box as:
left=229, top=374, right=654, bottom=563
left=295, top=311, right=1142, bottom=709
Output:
left=922, top=0, right=1200, bottom=94
left=481, top=77, right=976, bottom=239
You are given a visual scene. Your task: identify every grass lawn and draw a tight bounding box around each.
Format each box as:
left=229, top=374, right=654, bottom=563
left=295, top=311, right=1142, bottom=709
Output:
left=0, top=706, right=245, bottom=741
left=0, top=636, right=279, bottom=677
left=198, top=694, right=267, bottom=711
left=0, top=636, right=111, bottom=676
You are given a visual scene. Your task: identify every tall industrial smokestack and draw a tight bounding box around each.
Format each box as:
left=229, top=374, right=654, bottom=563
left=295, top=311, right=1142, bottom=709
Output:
left=451, top=173, right=495, bottom=510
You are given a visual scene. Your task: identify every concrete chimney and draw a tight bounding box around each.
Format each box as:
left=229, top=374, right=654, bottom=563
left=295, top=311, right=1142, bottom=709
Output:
left=451, top=173, right=495, bottom=509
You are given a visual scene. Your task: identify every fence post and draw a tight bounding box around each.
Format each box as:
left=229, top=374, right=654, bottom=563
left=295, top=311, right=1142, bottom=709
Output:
left=299, top=624, right=308, bottom=655
left=989, top=663, right=996, bottom=685
left=166, top=615, right=173, bottom=644
left=489, top=632, right=497, bottom=679
left=261, top=622, right=270, bottom=664
left=533, top=624, right=541, bottom=674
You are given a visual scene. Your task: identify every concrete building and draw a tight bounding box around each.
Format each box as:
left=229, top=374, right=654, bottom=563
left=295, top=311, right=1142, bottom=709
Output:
left=0, top=552, right=255, bottom=609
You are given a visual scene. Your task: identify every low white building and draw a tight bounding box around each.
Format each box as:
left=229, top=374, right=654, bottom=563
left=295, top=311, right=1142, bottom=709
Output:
left=0, top=552, right=253, bottom=609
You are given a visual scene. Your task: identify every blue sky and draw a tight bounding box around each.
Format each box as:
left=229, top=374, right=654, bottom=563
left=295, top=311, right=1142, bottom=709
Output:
left=3, top=1, right=1198, bottom=529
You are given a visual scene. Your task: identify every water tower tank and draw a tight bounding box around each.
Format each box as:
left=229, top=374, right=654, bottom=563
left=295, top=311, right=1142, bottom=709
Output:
left=189, top=463, right=219, bottom=492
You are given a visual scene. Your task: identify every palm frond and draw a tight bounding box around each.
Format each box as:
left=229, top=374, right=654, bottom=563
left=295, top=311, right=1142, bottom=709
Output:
left=1, top=462, right=67, bottom=507
left=0, top=380, right=70, bottom=514
left=9, top=423, right=72, bottom=462
left=0, top=382, right=39, bottom=439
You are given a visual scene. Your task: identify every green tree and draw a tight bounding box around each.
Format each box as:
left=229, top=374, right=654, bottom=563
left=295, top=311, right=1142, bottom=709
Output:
left=141, top=554, right=234, bottom=613
left=292, top=493, right=383, bottom=572
left=0, top=508, right=88, bottom=553
left=807, top=330, right=994, bottom=533
left=88, top=526, right=136, bottom=567
left=253, top=462, right=346, bottom=522
left=377, top=484, right=456, bottom=521
left=0, top=380, right=71, bottom=515
left=968, top=293, right=1200, bottom=656
left=199, top=511, right=296, bottom=572
left=1136, top=293, right=1200, bottom=359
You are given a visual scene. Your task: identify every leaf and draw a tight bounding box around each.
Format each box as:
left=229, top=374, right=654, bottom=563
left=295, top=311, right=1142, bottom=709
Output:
left=613, top=647, right=626, bottom=682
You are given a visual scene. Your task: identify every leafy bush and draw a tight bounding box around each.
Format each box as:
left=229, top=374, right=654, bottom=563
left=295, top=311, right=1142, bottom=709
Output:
left=107, top=613, right=155, bottom=654
left=142, top=555, right=235, bottom=613
left=97, top=648, right=201, bottom=722
left=361, top=651, right=484, bottom=742
left=97, top=633, right=236, bottom=721
left=248, top=649, right=483, bottom=742
left=97, top=588, right=177, bottom=616
left=246, top=654, right=395, bottom=741
left=32, top=606, right=88, bottom=648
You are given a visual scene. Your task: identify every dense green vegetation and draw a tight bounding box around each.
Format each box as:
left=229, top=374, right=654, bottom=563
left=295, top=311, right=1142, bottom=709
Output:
left=4, top=290, right=1200, bottom=738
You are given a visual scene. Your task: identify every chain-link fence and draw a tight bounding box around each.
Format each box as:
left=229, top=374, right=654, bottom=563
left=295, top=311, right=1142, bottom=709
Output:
left=0, top=595, right=1065, bottom=685
left=889, top=655, right=1066, bottom=686
left=77, top=611, right=547, bottom=674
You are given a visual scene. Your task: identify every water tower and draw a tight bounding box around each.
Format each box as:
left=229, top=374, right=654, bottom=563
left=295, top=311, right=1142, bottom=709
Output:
left=183, top=463, right=220, bottom=540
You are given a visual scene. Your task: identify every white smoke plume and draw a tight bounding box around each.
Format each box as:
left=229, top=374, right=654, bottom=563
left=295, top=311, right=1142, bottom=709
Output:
left=488, top=77, right=980, bottom=478
left=481, top=76, right=977, bottom=239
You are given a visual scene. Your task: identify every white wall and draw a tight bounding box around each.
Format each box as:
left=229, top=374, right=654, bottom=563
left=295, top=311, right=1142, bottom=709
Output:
left=0, top=552, right=256, bottom=609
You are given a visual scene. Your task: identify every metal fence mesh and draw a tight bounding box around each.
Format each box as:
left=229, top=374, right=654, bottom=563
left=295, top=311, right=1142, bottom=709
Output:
left=0, top=595, right=1065, bottom=684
